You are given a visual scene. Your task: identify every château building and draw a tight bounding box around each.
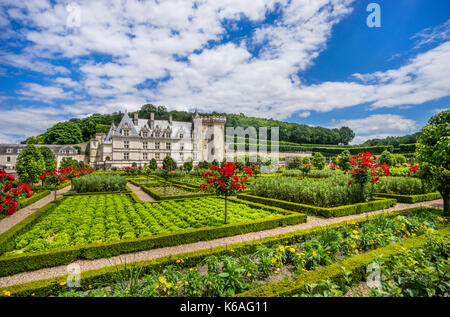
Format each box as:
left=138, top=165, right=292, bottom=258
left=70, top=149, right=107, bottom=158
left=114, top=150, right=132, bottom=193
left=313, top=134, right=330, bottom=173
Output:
left=87, top=110, right=226, bottom=169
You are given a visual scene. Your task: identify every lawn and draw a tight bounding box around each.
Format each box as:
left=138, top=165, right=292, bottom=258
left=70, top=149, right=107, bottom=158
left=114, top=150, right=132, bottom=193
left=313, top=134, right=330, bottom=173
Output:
left=5, top=195, right=282, bottom=255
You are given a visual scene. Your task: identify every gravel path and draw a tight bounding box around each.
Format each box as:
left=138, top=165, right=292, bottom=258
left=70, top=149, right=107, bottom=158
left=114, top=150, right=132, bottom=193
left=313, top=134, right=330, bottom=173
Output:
left=127, top=182, right=155, bottom=202
left=0, top=185, right=72, bottom=235
left=0, top=198, right=443, bottom=288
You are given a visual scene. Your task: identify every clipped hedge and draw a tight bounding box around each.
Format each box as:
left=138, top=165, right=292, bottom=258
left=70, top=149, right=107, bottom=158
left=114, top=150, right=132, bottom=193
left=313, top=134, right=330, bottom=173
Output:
left=140, top=184, right=213, bottom=201
left=237, top=193, right=396, bottom=218
left=17, top=190, right=51, bottom=210
left=236, top=225, right=450, bottom=297
left=0, top=197, right=306, bottom=277
left=373, top=192, right=442, bottom=204
left=0, top=206, right=438, bottom=297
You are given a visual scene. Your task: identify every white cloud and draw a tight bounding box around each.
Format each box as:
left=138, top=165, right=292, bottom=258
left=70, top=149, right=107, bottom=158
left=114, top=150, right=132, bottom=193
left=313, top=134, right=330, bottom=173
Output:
left=330, top=114, right=418, bottom=135
left=16, top=82, right=73, bottom=103
left=298, top=111, right=311, bottom=118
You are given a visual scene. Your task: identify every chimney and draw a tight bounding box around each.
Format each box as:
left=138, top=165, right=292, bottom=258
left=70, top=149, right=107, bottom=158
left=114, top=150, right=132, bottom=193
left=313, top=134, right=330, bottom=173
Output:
left=169, top=114, right=172, bottom=124
left=150, top=112, right=155, bottom=129
left=133, top=112, right=138, bottom=125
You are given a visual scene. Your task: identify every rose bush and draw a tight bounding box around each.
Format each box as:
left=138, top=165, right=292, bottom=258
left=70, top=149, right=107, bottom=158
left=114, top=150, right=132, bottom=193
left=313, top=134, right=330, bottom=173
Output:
left=0, top=170, right=33, bottom=216
left=200, top=162, right=252, bottom=224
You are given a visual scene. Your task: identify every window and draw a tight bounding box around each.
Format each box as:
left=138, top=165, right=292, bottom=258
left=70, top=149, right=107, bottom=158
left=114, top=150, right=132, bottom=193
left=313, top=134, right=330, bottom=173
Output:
left=166, top=142, right=171, bottom=150
left=155, top=142, right=160, bottom=150
left=6, top=148, right=12, bottom=153
left=143, top=153, right=148, bottom=160
left=143, top=141, right=148, bottom=150
left=193, top=153, right=197, bottom=160
left=142, top=132, right=148, bottom=138
left=124, top=152, right=129, bottom=160
left=124, top=140, right=129, bottom=149
left=123, top=129, right=129, bottom=136
left=155, top=132, right=160, bottom=138
left=7, top=157, right=10, bottom=162
left=155, top=153, right=160, bottom=160
left=180, top=143, right=184, bottom=150
left=179, top=134, right=183, bottom=139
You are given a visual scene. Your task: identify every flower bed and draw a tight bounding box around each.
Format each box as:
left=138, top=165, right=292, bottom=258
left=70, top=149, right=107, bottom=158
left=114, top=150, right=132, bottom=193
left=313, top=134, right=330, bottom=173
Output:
left=237, top=226, right=450, bottom=297
left=140, top=183, right=213, bottom=201
left=1, top=206, right=445, bottom=297
left=237, top=193, right=396, bottom=218
left=71, top=174, right=127, bottom=193
left=0, top=196, right=306, bottom=277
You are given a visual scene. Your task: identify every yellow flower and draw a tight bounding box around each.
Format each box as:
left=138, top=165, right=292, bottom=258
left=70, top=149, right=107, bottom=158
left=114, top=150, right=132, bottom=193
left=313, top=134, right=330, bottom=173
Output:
left=209, top=281, right=212, bottom=286
left=181, top=259, right=185, bottom=263
left=177, top=281, right=182, bottom=284
left=59, top=281, right=66, bottom=286
left=289, top=248, right=295, bottom=253
left=312, top=251, right=317, bottom=257
left=31, top=293, right=35, bottom=297
left=247, top=273, right=252, bottom=277
left=125, top=290, right=129, bottom=294
left=274, top=270, right=279, bottom=274
left=103, top=294, right=107, bottom=297
left=189, top=268, right=193, bottom=272
left=193, top=290, right=197, bottom=294
left=353, top=230, right=358, bottom=235
left=3, top=290, right=11, bottom=297
left=89, top=285, right=92, bottom=289
left=185, top=281, right=189, bottom=286
left=176, top=260, right=180, bottom=263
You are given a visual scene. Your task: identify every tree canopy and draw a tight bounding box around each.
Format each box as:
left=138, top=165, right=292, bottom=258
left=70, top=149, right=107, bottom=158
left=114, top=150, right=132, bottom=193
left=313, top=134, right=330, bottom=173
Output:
left=16, top=145, right=45, bottom=184
left=416, top=110, right=450, bottom=215
left=39, top=147, right=57, bottom=171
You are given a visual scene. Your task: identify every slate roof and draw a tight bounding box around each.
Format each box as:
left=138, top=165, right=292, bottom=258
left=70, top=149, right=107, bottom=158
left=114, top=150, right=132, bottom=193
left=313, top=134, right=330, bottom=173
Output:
left=0, top=144, right=78, bottom=155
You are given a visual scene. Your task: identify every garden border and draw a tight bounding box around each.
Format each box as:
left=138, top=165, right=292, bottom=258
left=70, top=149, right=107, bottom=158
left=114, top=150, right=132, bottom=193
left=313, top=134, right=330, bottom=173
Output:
left=0, top=206, right=440, bottom=296
left=373, top=192, right=441, bottom=204
left=237, top=193, right=397, bottom=218
left=236, top=225, right=450, bottom=297
left=0, top=196, right=306, bottom=277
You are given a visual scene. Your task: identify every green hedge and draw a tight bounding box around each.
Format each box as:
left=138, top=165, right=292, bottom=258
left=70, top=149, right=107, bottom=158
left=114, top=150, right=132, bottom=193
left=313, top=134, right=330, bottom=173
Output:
left=17, top=190, right=51, bottom=210
left=236, top=225, right=450, bottom=297
left=373, top=192, right=442, bottom=204
left=0, top=206, right=438, bottom=297
left=237, top=193, right=396, bottom=218
left=399, top=143, right=416, bottom=153
left=0, top=198, right=306, bottom=277
left=140, top=184, right=213, bottom=201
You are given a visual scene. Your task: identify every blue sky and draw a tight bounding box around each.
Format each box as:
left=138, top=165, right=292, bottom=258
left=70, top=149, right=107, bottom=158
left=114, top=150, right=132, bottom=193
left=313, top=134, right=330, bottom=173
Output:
left=0, top=0, right=449, bottom=144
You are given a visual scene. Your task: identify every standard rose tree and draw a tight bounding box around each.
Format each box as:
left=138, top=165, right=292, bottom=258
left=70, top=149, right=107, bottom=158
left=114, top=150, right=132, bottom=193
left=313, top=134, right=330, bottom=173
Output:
left=0, top=170, right=33, bottom=216
left=346, top=152, right=390, bottom=202
left=200, top=162, right=252, bottom=224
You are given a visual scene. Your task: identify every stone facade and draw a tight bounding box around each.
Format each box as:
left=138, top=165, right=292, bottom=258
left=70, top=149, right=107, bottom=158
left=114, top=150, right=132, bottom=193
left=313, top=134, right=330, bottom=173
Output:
left=88, top=111, right=226, bottom=169
left=0, top=144, right=81, bottom=170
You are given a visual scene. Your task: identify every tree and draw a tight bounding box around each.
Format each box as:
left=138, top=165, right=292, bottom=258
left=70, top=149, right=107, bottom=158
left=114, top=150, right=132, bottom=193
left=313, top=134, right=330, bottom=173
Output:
left=161, top=156, right=176, bottom=194
left=379, top=150, right=393, bottom=166
left=338, top=127, right=355, bottom=145
left=337, top=150, right=352, bottom=171
left=16, top=145, right=46, bottom=185
left=183, top=158, right=193, bottom=172
left=311, top=152, right=326, bottom=170
left=416, top=110, right=450, bottom=215
left=60, top=157, right=79, bottom=168
left=43, top=121, right=83, bottom=144
left=39, top=147, right=57, bottom=172
left=200, top=163, right=252, bottom=224
left=162, top=156, right=177, bottom=170
left=149, top=158, right=158, bottom=171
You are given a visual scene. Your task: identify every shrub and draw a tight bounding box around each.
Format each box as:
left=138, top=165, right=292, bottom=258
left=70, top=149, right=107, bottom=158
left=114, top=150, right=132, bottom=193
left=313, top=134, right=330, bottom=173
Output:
left=71, top=174, right=127, bottom=193
left=311, top=152, right=326, bottom=170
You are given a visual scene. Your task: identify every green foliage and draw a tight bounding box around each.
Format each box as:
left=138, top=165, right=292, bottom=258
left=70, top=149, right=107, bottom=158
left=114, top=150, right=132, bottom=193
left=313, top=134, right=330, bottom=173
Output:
left=60, top=157, right=78, bottom=169
left=379, top=150, right=393, bottom=166
left=416, top=109, right=450, bottom=215
left=371, top=176, right=434, bottom=195
left=162, top=156, right=177, bottom=170
left=43, top=121, right=83, bottom=144
left=71, top=174, right=127, bottom=193
left=238, top=193, right=395, bottom=218
left=337, top=150, right=352, bottom=171
left=16, top=144, right=45, bottom=184
left=311, top=152, right=326, bottom=170
left=183, top=159, right=193, bottom=171
left=148, top=158, right=158, bottom=171
left=363, top=132, right=420, bottom=148
left=392, top=154, right=406, bottom=166
left=38, top=147, right=57, bottom=172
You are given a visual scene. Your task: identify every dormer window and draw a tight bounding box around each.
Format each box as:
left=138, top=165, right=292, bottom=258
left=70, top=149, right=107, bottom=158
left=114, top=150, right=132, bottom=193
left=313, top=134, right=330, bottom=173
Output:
left=142, top=132, right=148, bottom=138
left=155, top=132, right=160, bottom=138
left=123, top=129, right=129, bottom=136
left=179, top=134, right=183, bottom=139
left=6, top=148, right=12, bottom=153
